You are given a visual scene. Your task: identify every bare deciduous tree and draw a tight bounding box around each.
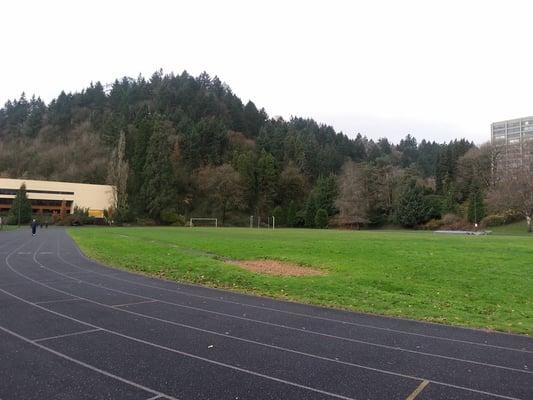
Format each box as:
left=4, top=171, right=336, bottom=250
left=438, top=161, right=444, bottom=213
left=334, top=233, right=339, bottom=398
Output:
left=487, top=147, right=533, bottom=232
left=197, top=163, right=246, bottom=225
left=456, top=143, right=501, bottom=194
left=335, top=161, right=371, bottom=227
left=107, top=131, right=129, bottom=220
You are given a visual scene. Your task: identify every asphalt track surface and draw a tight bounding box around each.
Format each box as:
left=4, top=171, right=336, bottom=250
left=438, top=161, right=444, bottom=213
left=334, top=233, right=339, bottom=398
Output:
left=0, top=228, right=531, bottom=400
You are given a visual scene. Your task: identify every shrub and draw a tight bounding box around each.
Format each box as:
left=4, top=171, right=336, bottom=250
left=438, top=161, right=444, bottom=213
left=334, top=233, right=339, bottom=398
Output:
left=481, top=214, right=506, bottom=227
left=70, top=207, right=97, bottom=225
left=159, top=209, right=179, bottom=225
left=135, top=218, right=157, bottom=226
left=6, top=215, right=18, bottom=225
left=422, top=218, right=444, bottom=231
left=171, top=215, right=187, bottom=226
left=439, top=213, right=472, bottom=230
left=502, top=210, right=523, bottom=224
left=441, top=213, right=461, bottom=226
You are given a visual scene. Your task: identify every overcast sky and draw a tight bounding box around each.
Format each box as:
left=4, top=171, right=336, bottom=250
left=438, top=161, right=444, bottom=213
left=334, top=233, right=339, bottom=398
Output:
left=1, top=0, right=532, bottom=144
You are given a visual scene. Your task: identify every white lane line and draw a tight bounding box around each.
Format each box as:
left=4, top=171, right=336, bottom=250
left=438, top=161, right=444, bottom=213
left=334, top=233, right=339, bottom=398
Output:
left=34, top=328, right=102, bottom=343
left=0, top=324, right=176, bottom=400
left=65, top=239, right=533, bottom=355
left=7, top=235, right=530, bottom=400
left=112, top=300, right=158, bottom=308
left=44, top=244, right=532, bottom=374
left=7, top=243, right=527, bottom=400
left=35, top=298, right=83, bottom=305
left=3, top=240, right=361, bottom=400
left=0, top=291, right=358, bottom=400
left=406, top=380, right=430, bottom=400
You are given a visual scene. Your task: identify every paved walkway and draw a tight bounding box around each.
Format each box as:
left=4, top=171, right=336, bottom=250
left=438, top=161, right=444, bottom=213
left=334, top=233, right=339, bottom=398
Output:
left=0, top=228, right=531, bottom=399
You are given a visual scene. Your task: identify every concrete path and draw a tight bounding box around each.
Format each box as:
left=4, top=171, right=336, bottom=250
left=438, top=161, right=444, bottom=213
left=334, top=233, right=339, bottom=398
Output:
left=0, top=228, right=531, bottom=399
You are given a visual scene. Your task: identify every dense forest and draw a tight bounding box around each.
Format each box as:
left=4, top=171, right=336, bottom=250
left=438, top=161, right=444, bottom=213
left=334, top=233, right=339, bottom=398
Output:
left=1, top=70, right=531, bottom=230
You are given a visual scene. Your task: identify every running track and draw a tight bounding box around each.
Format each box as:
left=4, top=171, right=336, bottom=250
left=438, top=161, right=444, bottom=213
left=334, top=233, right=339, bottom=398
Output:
left=0, top=228, right=531, bottom=400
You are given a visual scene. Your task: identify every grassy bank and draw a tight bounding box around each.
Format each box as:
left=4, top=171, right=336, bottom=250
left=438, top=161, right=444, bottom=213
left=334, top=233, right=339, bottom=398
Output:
left=490, top=221, right=532, bottom=236
left=69, top=227, right=532, bottom=334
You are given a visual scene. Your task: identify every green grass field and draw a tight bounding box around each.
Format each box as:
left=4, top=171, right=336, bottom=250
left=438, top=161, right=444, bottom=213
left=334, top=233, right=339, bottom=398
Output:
left=490, top=221, right=533, bottom=235
left=69, top=227, right=533, bottom=334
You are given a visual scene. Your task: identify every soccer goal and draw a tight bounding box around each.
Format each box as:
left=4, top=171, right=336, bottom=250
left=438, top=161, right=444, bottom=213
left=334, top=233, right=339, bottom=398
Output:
left=189, top=218, right=218, bottom=227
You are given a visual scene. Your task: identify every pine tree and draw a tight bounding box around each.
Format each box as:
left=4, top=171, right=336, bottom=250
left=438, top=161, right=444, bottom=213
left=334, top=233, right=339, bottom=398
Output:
left=314, top=175, right=338, bottom=216
left=395, top=180, right=429, bottom=227
left=8, top=184, right=32, bottom=225
left=314, top=208, right=328, bottom=229
left=142, top=117, right=175, bottom=222
left=256, top=150, right=278, bottom=216
left=286, top=200, right=297, bottom=227
left=304, top=196, right=317, bottom=228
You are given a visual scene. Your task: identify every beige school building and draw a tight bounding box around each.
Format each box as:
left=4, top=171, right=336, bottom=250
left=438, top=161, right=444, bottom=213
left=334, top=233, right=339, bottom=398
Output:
left=0, top=178, right=114, bottom=218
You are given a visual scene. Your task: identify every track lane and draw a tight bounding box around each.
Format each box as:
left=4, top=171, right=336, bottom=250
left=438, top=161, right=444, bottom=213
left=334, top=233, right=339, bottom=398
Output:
left=0, top=328, right=152, bottom=400
left=59, top=230, right=533, bottom=353
left=20, top=232, right=533, bottom=398
left=2, top=233, right=418, bottom=400
left=6, top=238, right=423, bottom=400
left=40, top=231, right=532, bottom=373
left=1, top=228, right=532, bottom=399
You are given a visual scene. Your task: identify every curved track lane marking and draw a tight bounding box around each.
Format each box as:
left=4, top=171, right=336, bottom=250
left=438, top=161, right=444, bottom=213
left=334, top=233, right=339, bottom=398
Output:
left=0, top=324, right=175, bottom=399
left=2, top=239, right=362, bottom=400
left=0, top=238, right=175, bottom=399
left=8, top=236, right=526, bottom=400
left=49, top=236, right=533, bottom=374
left=64, top=232, right=532, bottom=354
left=34, top=238, right=533, bottom=375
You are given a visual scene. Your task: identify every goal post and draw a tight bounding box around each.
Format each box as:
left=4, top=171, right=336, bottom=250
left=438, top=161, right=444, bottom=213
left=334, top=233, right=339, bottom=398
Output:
left=189, top=218, right=218, bottom=227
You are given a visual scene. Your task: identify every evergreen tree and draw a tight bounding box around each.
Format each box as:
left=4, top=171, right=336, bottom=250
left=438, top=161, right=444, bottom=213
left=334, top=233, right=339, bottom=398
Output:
left=8, top=184, right=32, bottom=224
left=256, top=150, right=278, bottom=216
left=314, top=175, right=338, bottom=216
left=286, top=200, right=297, bottom=227
left=232, top=150, right=258, bottom=210
left=304, top=196, right=317, bottom=228
left=398, top=134, right=418, bottom=167
left=442, top=177, right=457, bottom=214
left=395, top=180, right=429, bottom=227
left=314, top=208, right=328, bottom=229
left=272, top=206, right=285, bottom=227
left=352, top=133, right=367, bottom=162
left=467, top=182, right=485, bottom=224
left=129, top=110, right=154, bottom=214
left=142, top=117, right=175, bottom=221
left=377, top=138, right=392, bottom=155
left=0, top=68, right=486, bottom=229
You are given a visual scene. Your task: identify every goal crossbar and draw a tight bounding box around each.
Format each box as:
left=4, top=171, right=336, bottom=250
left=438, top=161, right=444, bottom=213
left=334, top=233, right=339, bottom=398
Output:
left=189, top=218, right=218, bottom=227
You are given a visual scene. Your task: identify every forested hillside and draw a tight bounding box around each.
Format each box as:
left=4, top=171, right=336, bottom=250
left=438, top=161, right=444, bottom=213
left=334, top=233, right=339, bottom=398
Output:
left=1, top=70, right=507, bottom=228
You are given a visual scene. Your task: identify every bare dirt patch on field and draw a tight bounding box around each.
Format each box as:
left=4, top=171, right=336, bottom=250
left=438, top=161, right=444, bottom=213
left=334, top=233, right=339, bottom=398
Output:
left=228, top=259, right=326, bottom=277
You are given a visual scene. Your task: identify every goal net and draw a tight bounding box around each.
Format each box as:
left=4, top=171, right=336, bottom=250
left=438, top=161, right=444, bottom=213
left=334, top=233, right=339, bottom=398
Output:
left=189, top=218, right=218, bottom=227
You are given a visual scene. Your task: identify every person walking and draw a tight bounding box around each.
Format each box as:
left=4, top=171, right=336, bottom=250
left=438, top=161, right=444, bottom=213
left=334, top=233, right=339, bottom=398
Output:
left=31, top=219, right=38, bottom=236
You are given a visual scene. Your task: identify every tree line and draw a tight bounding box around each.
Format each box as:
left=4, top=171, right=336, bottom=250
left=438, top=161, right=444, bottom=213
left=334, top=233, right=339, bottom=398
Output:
left=1, top=70, right=531, bottom=231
